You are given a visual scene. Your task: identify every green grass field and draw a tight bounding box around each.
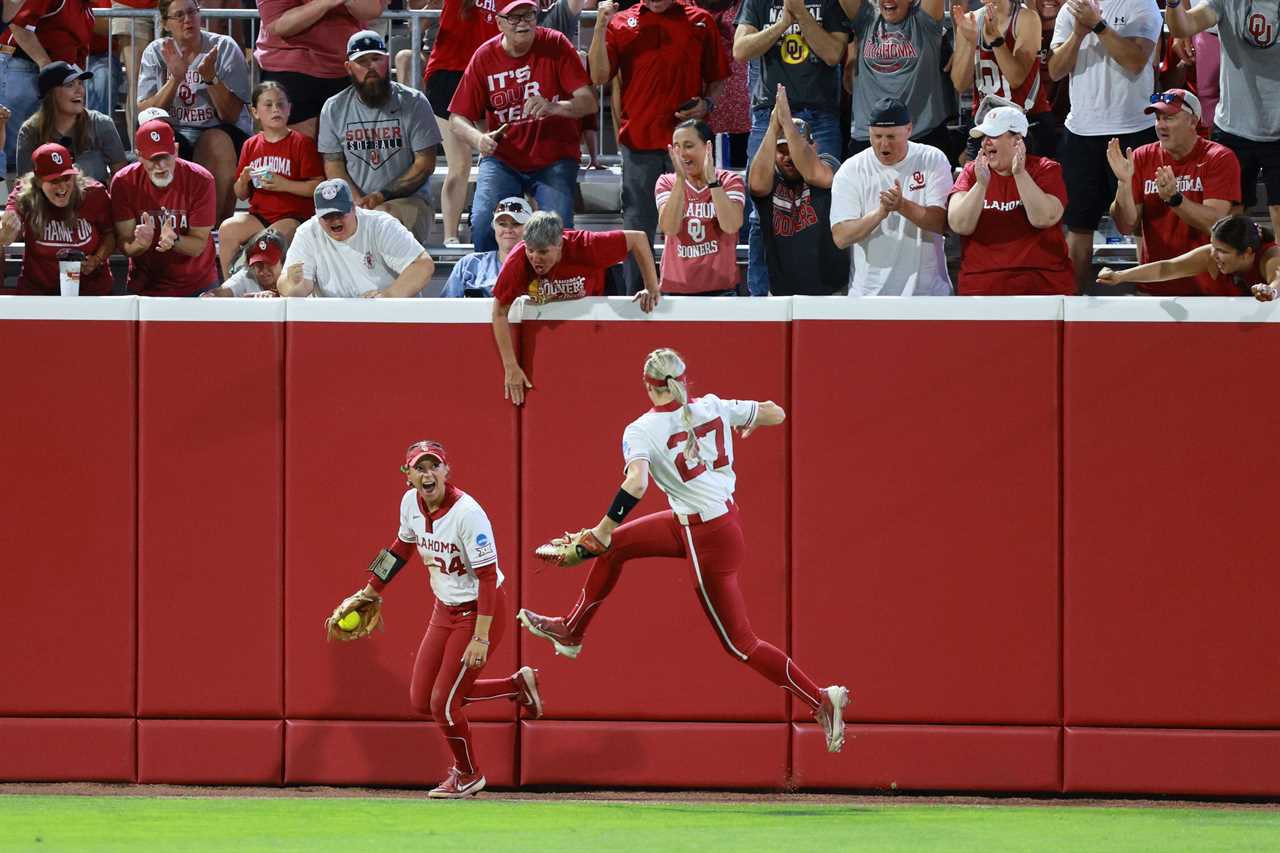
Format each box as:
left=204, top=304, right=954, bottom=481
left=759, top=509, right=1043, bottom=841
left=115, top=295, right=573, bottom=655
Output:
left=3, top=796, right=1279, bottom=853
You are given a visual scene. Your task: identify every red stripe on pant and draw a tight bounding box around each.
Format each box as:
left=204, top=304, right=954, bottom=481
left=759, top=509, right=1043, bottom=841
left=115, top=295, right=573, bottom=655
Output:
left=564, top=507, right=824, bottom=710
left=409, top=585, right=516, bottom=775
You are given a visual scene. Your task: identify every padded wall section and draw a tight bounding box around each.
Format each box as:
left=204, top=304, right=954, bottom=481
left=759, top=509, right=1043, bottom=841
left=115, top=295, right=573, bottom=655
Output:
left=285, top=720, right=515, bottom=787
left=791, top=299, right=1062, bottom=725
left=521, top=720, right=788, bottom=788
left=1064, top=309, right=1280, bottom=727
left=138, top=720, right=283, bottom=784
left=0, top=300, right=136, bottom=715
left=137, top=301, right=285, bottom=718
left=285, top=302, right=518, bottom=721
left=792, top=723, right=1061, bottom=792
left=517, top=299, right=791, bottom=721
left=1065, top=727, right=1280, bottom=797
left=0, top=718, right=135, bottom=782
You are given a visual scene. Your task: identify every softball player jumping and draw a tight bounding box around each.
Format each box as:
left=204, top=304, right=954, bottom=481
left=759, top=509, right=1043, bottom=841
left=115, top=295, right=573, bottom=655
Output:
left=326, top=440, right=543, bottom=799
left=523, top=348, right=850, bottom=752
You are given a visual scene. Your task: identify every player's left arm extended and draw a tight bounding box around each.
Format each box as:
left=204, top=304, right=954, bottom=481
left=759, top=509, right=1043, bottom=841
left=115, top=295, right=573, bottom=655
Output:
left=172, top=225, right=213, bottom=257
left=589, top=458, right=650, bottom=545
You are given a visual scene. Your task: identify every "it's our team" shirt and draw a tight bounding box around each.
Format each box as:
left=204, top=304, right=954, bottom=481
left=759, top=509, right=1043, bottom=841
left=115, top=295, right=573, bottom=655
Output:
left=1129, top=137, right=1241, bottom=296
left=655, top=169, right=744, bottom=294
left=622, top=394, right=758, bottom=517
left=450, top=28, right=591, bottom=173
left=492, top=229, right=628, bottom=305
left=397, top=486, right=504, bottom=606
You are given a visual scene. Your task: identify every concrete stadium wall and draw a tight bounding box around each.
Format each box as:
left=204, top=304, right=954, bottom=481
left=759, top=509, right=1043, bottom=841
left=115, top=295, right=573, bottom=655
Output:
left=2, top=295, right=1279, bottom=796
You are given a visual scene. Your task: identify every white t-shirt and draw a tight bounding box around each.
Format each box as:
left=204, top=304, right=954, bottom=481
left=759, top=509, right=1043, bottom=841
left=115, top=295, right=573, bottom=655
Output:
left=223, top=268, right=264, bottom=297
left=829, top=142, right=953, bottom=296
left=1051, top=0, right=1161, bottom=136
left=284, top=208, right=425, bottom=297
left=622, top=394, right=758, bottom=517
left=396, top=487, right=505, bottom=606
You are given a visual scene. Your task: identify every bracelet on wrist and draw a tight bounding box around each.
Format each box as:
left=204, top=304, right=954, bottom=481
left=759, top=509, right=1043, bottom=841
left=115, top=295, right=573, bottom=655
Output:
left=1091, top=19, right=1107, bottom=33
left=472, top=636, right=490, bottom=645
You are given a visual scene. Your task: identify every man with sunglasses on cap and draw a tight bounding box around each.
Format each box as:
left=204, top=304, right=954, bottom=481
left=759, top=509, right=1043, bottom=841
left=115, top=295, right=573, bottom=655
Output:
left=279, top=176, right=435, bottom=298
left=442, top=196, right=532, bottom=298
left=1106, top=88, right=1241, bottom=295
left=318, top=30, right=442, bottom=246
left=110, top=118, right=219, bottom=296
left=747, top=85, right=848, bottom=295
left=448, top=0, right=596, bottom=255
left=830, top=96, right=953, bottom=296
left=1166, top=0, right=1280, bottom=240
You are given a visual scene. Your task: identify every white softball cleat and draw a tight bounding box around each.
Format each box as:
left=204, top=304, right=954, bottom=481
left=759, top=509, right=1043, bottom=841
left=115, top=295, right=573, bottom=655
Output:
left=514, top=665, right=544, bottom=719
left=517, top=609, right=583, bottom=659
left=428, top=766, right=486, bottom=799
left=815, top=685, right=850, bottom=753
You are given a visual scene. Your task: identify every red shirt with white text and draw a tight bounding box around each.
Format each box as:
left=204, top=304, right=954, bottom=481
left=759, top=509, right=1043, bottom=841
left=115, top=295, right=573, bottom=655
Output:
left=6, top=179, right=114, bottom=295
left=237, top=130, right=324, bottom=224
left=110, top=159, right=217, bottom=296
left=655, top=169, right=743, bottom=293
left=492, top=229, right=628, bottom=305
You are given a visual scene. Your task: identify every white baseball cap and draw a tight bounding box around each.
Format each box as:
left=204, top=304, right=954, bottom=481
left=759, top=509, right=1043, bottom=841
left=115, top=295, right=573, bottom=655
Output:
left=137, top=107, right=170, bottom=125
left=969, top=106, right=1030, bottom=139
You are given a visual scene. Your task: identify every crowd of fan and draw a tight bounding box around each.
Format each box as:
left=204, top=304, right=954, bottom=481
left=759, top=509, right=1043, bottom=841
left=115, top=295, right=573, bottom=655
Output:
left=0, top=0, right=1276, bottom=301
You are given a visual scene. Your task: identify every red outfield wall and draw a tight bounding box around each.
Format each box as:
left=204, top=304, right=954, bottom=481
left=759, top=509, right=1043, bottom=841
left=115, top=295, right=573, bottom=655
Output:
left=2, top=295, right=1278, bottom=796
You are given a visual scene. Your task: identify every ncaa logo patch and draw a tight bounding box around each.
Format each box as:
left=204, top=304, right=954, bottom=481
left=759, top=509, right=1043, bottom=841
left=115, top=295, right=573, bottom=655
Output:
left=51, top=152, right=64, bottom=165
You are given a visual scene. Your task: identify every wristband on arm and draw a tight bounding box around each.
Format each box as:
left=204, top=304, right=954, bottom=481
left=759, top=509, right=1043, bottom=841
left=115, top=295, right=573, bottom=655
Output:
left=606, top=488, right=641, bottom=524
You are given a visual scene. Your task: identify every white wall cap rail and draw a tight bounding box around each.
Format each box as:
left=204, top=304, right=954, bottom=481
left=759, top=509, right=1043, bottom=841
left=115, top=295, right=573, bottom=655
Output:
left=520, top=295, right=793, bottom=323
left=1064, top=296, right=1280, bottom=324
left=792, top=295, right=1065, bottom=321
left=286, top=296, right=497, bottom=325
left=0, top=295, right=139, bottom=321
left=139, top=297, right=286, bottom=323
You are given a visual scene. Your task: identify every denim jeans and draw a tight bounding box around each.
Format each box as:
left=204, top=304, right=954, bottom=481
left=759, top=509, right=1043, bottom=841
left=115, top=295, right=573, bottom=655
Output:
left=471, top=156, right=578, bottom=252
left=0, top=54, right=41, bottom=174
left=86, top=53, right=122, bottom=117
left=744, top=105, right=842, bottom=296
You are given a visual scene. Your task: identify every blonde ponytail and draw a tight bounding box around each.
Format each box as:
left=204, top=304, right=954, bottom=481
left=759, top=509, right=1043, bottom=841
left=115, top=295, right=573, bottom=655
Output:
left=643, top=348, right=699, bottom=463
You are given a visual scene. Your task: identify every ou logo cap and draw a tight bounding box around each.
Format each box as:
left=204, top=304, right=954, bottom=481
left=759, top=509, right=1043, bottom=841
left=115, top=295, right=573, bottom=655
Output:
left=51, top=152, right=63, bottom=165
left=150, top=131, right=161, bottom=142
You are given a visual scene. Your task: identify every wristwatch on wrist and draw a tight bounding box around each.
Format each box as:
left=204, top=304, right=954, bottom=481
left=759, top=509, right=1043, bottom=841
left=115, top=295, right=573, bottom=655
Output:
left=703, top=95, right=716, bottom=113
left=707, top=179, right=722, bottom=188
left=1167, top=191, right=1184, bottom=208
left=988, top=35, right=1006, bottom=48
left=1091, top=19, right=1108, bottom=33
left=203, top=74, right=219, bottom=86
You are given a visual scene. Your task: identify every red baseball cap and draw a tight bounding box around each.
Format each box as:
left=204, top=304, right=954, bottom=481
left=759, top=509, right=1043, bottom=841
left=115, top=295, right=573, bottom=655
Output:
left=32, top=142, right=77, bottom=180
left=404, top=440, right=448, bottom=469
left=135, top=119, right=177, bottom=160
left=247, top=236, right=283, bottom=267
left=499, top=0, right=537, bottom=14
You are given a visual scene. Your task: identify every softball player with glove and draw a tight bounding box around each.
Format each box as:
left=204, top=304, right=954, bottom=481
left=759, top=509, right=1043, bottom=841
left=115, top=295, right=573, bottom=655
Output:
left=521, top=348, right=850, bottom=752
left=325, top=440, right=543, bottom=799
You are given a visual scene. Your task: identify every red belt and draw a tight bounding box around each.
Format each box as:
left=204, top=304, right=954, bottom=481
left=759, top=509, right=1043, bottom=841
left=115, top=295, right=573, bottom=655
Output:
left=438, top=599, right=476, bottom=614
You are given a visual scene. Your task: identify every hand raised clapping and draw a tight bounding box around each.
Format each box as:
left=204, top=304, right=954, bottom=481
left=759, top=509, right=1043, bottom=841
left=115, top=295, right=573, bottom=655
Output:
left=0, top=209, right=22, bottom=245
left=133, top=212, right=157, bottom=251
left=878, top=179, right=903, bottom=215
left=1105, top=137, right=1135, bottom=182
left=156, top=218, right=179, bottom=252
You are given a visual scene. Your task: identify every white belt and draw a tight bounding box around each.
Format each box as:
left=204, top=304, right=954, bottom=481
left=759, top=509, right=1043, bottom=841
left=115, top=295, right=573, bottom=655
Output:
left=675, top=500, right=733, bottom=526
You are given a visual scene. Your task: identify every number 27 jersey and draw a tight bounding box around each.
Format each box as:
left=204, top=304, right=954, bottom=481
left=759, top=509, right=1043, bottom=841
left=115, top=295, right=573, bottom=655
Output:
left=622, top=394, right=759, bottom=516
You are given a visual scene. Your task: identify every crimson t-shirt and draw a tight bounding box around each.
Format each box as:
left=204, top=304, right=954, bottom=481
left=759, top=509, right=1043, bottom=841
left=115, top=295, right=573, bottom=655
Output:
left=423, top=0, right=500, bottom=81
left=8, top=0, right=94, bottom=65
left=654, top=170, right=744, bottom=294
left=951, top=155, right=1073, bottom=295
left=605, top=3, right=729, bottom=151
left=6, top=179, right=114, bottom=295
left=1130, top=138, right=1241, bottom=296
left=237, top=130, right=324, bottom=224
left=492, top=229, right=628, bottom=305
left=110, top=159, right=218, bottom=296
left=450, top=29, right=591, bottom=172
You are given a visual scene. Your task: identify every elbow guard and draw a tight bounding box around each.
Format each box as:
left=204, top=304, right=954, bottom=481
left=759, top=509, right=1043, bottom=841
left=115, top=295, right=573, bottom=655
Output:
left=367, top=548, right=407, bottom=584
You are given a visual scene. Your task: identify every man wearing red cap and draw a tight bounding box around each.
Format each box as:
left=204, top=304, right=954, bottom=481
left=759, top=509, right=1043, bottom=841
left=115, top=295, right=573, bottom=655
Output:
left=201, top=230, right=286, bottom=297
left=448, top=0, right=596, bottom=254
left=1106, top=88, right=1241, bottom=295
left=110, top=118, right=218, bottom=296
left=0, top=141, right=115, bottom=295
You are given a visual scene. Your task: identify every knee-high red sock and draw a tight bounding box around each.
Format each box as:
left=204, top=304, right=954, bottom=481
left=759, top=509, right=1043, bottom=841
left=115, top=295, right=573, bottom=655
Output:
left=564, top=557, right=623, bottom=637
left=464, top=674, right=521, bottom=704
left=745, top=641, right=823, bottom=711
left=440, top=717, right=477, bottom=775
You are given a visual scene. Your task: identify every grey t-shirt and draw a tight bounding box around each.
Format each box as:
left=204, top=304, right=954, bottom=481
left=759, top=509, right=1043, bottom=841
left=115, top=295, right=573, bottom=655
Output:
left=539, top=0, right=581, bottom=48
left=737, top=0, right=850, bottom=112
left=850, top=1, right=948, bottom=140
left=138, top=32, right=253, bottom=134
left=15, top=111, right=127, bottom=185
left=317, top=82, right=443, bottom=200
left=1206, top=0, right=1280, bottom=140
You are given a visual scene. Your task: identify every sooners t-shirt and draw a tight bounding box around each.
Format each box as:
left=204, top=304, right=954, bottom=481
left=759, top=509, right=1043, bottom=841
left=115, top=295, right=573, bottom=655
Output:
left=951, top=155, right=1073, bottom=294
left=6, top=180, right=114, bottom=295
left=492, top=229, right=628, bottom=305
left=450, top=29, right=591, bottom=173
left=654, top=170, right=744, bottom=294
left=110, top=159, right=218, bottom=296
left=424, top=0, right=500, bottom=80
left=238, top=130, right=324, bottom=224
left=1130, top=137, right=1241, bottom=296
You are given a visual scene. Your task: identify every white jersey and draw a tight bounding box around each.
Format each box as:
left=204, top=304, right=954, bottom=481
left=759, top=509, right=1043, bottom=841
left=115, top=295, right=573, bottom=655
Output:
left=396, top=487, right=504, bottom=606
left=622, top=394, right=758, bottom=516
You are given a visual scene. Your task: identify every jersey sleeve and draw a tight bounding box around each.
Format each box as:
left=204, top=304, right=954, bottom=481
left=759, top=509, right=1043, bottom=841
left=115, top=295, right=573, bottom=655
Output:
left=582, top=229, right=629, bottom=267
left=621, top=421, right=650, bottom=469
left=716, top=395, right=759, bottom=429
left=397, top=492, right=416, bottom=543
left=458, top=505, right=499, bottom=568
left=721, top=170, right=746, bottom=208
left=654, top=172, right=675, bottom=211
